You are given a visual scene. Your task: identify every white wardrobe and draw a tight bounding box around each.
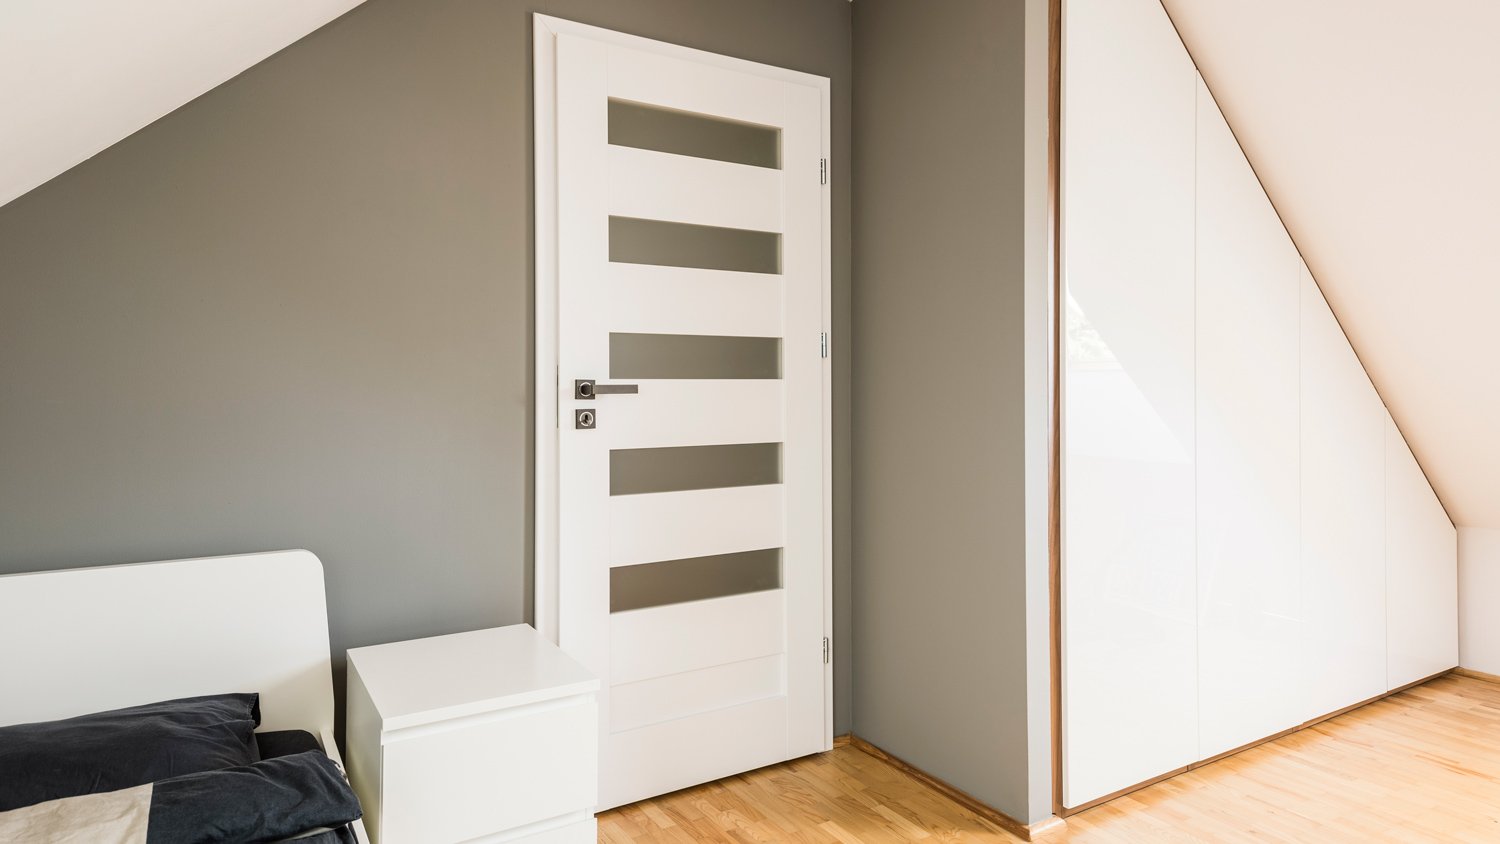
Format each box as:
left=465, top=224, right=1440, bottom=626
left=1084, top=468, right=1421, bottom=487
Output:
left=1059, top=0, right=1458, bottom=810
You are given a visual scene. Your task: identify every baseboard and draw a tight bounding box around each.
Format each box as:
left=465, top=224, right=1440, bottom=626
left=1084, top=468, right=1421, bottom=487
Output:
left=839, top=672, right=1465, bottom=830
left=1059, top=667, right=1457, bottom=816
left=1453, top=666, right=1500, bottom=685
left=843, top=735, right=1065, bottom=840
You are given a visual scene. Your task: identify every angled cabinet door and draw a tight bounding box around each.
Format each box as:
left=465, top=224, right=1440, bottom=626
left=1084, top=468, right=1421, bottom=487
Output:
left=1194, top=74, right=1305, bottom=761
left=1386, top=416, right=1458, bottom=687
left=1060, top=0, right=1197, bottom=808
left=1300, top=264, right=1387, bottom=720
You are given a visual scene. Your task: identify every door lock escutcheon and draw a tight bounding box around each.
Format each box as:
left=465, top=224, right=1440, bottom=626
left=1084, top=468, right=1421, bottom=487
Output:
left=574, top=379, right=639, bottom=400
left=575, top=409, right=596, bottom=429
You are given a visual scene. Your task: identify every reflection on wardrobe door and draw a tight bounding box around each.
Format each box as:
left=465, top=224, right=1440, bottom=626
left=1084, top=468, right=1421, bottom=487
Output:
left=1385, top=415, right=1458, bottom=687
left=1194, top=75, right=1304, bottom=761
left=1300, top=264, right=1386, bottom=720
left=1060, top=0, right=1197, bottom=808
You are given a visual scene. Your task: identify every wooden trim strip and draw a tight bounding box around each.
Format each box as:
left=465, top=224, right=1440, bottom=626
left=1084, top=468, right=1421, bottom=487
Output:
left=1046, top=0, right=1065, bottom=822
left=1059, top=764, right=1191, bottom=818
left=1058, top=668, right=1457, bottom=816
left=846, top=736, right=1065, bottom=840
left=832, top=732, right=852, bottom=748
left=1452, top=667, right=1500, bottom=685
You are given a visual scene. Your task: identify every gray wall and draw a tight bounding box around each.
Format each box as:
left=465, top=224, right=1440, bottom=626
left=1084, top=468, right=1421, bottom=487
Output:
left=0, top=0, right=853, bottom=735
left=851, top=0, right=1053, bottom=824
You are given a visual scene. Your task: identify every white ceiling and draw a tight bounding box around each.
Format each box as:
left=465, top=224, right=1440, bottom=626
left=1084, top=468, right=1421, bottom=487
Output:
left=0, top=0, right=367, bottom=208
left=1161, top=0, right=1500, bottom=527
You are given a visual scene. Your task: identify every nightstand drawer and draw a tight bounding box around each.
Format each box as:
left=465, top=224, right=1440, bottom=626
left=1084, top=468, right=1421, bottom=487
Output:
left=380, top=695, right=598, bottom=844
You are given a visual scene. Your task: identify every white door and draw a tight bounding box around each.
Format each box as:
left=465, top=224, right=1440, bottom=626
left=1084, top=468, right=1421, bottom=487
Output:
left=1385, top=413, right=1458, bottom=688
left=533, top=16, right=832, bottom=810
left=1194, top=73, right=1304, bottom=760
left=1060, top=0, right=1199, bottom=809
left=1299, top=261, right=1386, bottom=721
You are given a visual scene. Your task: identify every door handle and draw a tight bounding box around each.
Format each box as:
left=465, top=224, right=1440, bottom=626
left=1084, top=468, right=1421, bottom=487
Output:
left=575, top=379, right=639, bottom=400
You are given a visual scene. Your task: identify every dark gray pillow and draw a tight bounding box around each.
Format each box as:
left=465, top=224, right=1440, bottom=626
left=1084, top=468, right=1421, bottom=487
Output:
left=146, top=750, right=363, bottom=844
left=0, top=693, right=260, bottom=811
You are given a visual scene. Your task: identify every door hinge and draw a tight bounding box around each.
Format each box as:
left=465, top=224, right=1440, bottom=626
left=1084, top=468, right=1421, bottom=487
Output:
left=819, top=158, right=827, bottom=186
left=819, top=332, right=828, bottom=358
left=823, top=637, right=830, bottom=664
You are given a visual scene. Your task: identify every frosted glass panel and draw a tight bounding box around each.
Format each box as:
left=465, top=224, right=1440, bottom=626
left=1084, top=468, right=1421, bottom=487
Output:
left=610, top=217, right=780, bottom=274
left=611, top=443, right=781, bottom=496
left=609, top=99, right=780, bottom=169
left=611, top=549, right=782, bottom=612
left=610, top=333, right=780, bottom=380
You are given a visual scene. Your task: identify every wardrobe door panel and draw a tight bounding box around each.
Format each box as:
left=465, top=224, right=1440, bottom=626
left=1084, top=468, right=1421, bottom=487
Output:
left=1195, top=76, right=1304, bottom=761
left=1386, top=415, right=1458, bottom=687
left=1300, top=264, right=1386, bottom=719
left=1060, top=0, right=1197, bottom=808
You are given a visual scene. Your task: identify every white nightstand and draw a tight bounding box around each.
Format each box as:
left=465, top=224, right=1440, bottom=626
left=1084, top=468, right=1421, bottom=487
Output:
left=345, top=625, right=600, bottom=844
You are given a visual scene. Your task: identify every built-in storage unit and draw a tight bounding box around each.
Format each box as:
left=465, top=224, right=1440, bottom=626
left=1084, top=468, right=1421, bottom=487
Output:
left=1061, top=0, right=1457, bottom=810
left=346, top=625, right=601, bottom=844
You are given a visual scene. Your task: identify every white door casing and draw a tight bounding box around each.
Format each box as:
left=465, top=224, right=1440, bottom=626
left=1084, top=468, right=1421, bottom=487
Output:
left=533, top=15, right=832, bottom=810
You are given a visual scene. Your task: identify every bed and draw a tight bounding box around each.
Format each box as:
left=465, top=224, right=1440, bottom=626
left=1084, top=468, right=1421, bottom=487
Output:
left=0, top=549, right=372, bottom=843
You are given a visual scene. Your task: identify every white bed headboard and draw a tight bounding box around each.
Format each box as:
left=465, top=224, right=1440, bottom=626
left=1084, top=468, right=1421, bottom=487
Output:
left=0, top=550, right=336, bottom=734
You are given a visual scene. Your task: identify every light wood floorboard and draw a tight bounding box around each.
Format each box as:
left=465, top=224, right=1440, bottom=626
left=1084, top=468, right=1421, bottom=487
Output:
left=599, top=741, right=1022, bottom=843
left=598, top=674, right=1500, bottom=842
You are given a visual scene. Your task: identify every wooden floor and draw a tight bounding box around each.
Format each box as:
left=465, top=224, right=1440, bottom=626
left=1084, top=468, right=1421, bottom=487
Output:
left=598, top=674, right=1500, bottom=842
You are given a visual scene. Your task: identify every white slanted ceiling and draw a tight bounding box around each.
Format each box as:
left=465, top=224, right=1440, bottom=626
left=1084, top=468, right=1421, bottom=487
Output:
left=0, top=0, right=367, bottom=208
left=1160, top=0, right=1500, bottom=528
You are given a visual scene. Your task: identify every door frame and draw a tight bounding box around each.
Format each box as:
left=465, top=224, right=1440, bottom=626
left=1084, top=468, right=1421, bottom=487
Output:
left=531, top=13, right=835, bottom=743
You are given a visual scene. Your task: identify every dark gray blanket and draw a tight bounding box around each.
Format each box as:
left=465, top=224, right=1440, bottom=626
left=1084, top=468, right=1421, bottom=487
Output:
left=0, top=750, right=362, bottom=843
